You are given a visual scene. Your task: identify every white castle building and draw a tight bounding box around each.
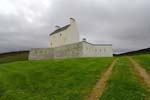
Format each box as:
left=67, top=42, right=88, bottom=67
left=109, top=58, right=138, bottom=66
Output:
left=50, top=18, right=80, bottom=48
left=29, top=18, right=113, bottom=60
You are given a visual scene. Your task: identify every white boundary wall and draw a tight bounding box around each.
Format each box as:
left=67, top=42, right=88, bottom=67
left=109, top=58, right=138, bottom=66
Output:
left=82, top=42, right=113, bottom=57
left=29, top=41, right=113, bottom=60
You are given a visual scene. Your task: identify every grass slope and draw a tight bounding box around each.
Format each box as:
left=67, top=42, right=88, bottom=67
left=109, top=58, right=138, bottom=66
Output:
left=100, top=57, right=149, bottom=100
left=114, top=48, right=150, bottom=56
left=0, top=58, right=112, bottom=100
left=0, top=51, right=28, bottom=64
left=133, top=54, right=150, bottom=73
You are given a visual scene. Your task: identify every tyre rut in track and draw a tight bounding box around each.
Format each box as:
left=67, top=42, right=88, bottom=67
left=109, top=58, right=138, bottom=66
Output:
left=85, top=59, right=116, bottom=100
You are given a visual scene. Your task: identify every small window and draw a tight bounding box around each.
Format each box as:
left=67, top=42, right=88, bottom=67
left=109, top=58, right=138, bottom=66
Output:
left=95, top=49, right=97, bottom=52
left=40, top=50, right=43, bottom=53
left=99, top=49, right=101, bottom=52
left=104, top=49, right=106, bottom=52
left=60, top=33, right=62, bottom=36
left=34, top=50, right=37, bottom=54
left=50, top=43, right=52, bottom=46
left=86, top=47, right=88, bottom=50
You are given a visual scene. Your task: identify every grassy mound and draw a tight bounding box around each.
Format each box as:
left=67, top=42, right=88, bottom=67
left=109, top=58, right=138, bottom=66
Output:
left=0, top=51, right=28, bottom=64
left=0, top=58, right=112, bottom=100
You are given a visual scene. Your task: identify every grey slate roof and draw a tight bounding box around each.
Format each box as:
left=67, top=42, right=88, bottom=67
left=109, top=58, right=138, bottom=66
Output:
left=50, top=24, right=70, bottom=36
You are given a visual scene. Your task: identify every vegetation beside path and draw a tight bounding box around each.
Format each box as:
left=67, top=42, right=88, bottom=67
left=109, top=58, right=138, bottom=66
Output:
left=128, top=56, right=150, bottom=89
left=0, top=58, right=112, bottom=100
left=132, top=54, right=150, bottom=73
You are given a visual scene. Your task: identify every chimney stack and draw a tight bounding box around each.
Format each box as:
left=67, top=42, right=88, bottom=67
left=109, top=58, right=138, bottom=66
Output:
left=83, top=38, right=87, bottom=42
left=70, top=18, right=75, bottom=25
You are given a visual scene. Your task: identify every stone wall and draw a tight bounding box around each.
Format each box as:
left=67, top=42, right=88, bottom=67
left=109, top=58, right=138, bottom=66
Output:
left=54, top=42, right=83, bottom=58
left=82, top=42, right=113, bottom=57
left=28, top=48, right=54, bottom=60
left=28, top=42, right=113, bottom=60
left=29, top=42, right=83, bottom=60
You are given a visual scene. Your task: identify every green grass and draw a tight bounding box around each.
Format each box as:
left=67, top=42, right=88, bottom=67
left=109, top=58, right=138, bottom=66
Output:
left=132, top=54, right=150, bottom=73
left=1, top=52, right=149, bottom=99
left=0, top=57, right=112, bottom=100
left=100, top=57, right=150, bottom=100
left=0, top=51, right=28, bottom=64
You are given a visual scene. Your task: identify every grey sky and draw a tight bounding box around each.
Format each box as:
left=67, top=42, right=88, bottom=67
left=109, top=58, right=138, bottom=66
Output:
left=0, top=0, right=150, bottom=53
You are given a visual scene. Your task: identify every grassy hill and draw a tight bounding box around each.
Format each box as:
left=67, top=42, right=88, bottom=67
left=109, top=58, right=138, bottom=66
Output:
left=0, top=51, right=150, bottom=100
left=0, top=51, right=29, bottom=64
left=0, top=58, right=112, bottom=100
left=114, top=48, right=150, bottom=56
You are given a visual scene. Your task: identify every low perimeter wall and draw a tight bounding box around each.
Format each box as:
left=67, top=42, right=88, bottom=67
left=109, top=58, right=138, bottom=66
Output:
left=29, top=42, right=83, bottom=60
left=28, top=48, right=54, bottom=60
left=28, top=42, right=113, bottom=60
left=82, top=42, right=113, bottom=57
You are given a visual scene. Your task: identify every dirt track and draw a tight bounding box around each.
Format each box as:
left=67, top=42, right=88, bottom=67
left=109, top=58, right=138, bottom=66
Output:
left=128, top=56, right=150, bottom=89
left=85, top=59, right=116, bottom=100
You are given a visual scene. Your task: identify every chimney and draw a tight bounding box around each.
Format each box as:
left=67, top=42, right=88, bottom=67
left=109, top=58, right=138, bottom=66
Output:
left=70, top=18, right=75, bottom=24
left=82, top=38, right=87, bottom=42
left=55, top=26, right=60, bottom=29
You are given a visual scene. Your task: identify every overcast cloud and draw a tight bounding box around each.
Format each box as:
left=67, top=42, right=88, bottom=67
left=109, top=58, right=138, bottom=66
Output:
left=0, top=0, right=149, bottom=53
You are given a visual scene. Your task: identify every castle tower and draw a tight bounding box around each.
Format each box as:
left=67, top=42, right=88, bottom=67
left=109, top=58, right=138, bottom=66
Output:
left=49, top=18, right=80, bottom=48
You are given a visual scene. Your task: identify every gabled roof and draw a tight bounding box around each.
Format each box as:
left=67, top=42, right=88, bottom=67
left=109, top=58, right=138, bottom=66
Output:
left=50, top=24, right=70, bottom=36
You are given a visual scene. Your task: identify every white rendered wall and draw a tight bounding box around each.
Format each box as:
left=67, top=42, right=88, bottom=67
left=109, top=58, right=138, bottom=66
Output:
left=67, top=20, right=80, bottom=45
left=29, top=42, right=113, bottom=60
left=49, top=29, right=68, bottom=48
left=49, top=19, right=79, bottom=48
left=82, top=42, right=113, bottom=57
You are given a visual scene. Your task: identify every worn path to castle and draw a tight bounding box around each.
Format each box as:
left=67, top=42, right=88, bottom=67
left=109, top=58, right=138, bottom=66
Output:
left=85, top=59, right=116, bottom=100
left=85, top=57, right=150, bottom=100
left=128, top=56, right=150, bottom=89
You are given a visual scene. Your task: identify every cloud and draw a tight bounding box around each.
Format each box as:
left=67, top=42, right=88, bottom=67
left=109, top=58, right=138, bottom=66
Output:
left=0, top=0, right=149, bottom=53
